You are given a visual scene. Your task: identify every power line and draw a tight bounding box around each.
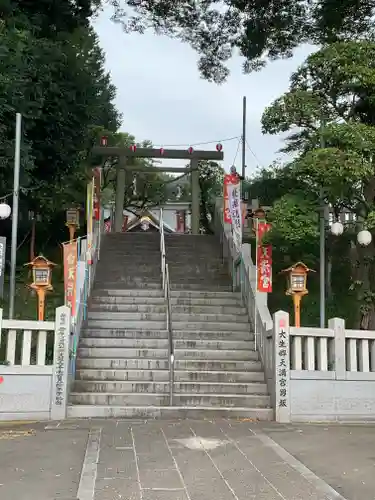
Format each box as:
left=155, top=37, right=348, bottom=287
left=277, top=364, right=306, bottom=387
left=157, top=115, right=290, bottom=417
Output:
left=232, top=137, right=242, bottom=166
left=153, top=135, right=240, bottom=148
left=245, top=139, right=264, bottom=168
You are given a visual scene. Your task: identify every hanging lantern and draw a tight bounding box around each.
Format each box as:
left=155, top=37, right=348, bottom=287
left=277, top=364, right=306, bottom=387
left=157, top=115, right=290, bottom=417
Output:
left=160, top=147, right=165, bottom=155
left=130, top=144, right=137, bottom=152
left=100, top=136, right=108, bottom=147
left=188, top=146, right=194, bottom=154
left=216, top=143, right=223, bottom=152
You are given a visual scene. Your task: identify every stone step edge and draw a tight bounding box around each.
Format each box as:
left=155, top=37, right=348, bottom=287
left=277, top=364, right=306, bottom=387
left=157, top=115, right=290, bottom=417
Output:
left=75, top=369, right=263, bottom=374
left=73, top=380, right=267, bottom=386
left=70, top=392, right=270, bottom=398
left=67, top=405, right=274, bottom=420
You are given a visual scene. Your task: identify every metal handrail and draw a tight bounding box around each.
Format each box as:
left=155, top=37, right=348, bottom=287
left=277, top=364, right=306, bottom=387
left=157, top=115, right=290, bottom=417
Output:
left=159, top=208, right=174, bottom=405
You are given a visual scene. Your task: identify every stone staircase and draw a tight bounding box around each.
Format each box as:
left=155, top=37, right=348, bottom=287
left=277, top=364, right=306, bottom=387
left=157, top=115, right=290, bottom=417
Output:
left=68, top=232, right=272, bottom=420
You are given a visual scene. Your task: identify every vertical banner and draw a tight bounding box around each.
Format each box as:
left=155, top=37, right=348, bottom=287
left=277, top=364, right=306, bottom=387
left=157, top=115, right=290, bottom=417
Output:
left=223, top=173, right=239, bottom=223
left=63, top=241, right=77, bottom=317
left=256, top=222, right=272, bottom=292
left=86, top=179, right=94, bottom=264
left=93, top=167, right=101, bottom=221
left=176, top=210, right=186, bottom=233
left=227, top=181, right=242, bottom=250
left=0, top=237, right=6, bottom=299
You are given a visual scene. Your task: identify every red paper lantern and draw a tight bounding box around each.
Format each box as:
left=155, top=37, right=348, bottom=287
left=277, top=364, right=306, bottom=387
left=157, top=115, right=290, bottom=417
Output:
left=188, top=146, right=194, bottom=154
left=130, top=144, right=137, bottom=152
left=160, top=147, right=165, bottom=155
left=100, top=136, right=108, bottom=147
left=216, top=143, right=223, bottom=152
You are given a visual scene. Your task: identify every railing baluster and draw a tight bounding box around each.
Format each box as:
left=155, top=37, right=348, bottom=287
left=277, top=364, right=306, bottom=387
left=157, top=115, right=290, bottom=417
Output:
left=21, top=330, right=32, bottom=366
left=6, top=330, right=17, bottom=365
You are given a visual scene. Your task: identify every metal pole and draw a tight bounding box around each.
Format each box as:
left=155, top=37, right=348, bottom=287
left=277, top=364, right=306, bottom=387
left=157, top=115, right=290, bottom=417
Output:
left=241, top=96, right=247, bottom=178
left=9, top=113, right=22, bottom=319
left=319, top=121, right=326, bottom=328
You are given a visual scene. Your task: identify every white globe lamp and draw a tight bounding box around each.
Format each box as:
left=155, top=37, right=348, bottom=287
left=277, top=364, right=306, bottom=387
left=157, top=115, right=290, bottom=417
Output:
left=0, top=203, right=11, bottom=220
left=357, top=230, right=372, bottom=247
left=331, top=221, right=344, bottom=236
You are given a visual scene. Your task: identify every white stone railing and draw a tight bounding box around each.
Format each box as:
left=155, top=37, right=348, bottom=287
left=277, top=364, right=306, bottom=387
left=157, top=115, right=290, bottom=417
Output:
left=0, top=306, right=71, bottom=421
left=274, top=310, right=375, bottom=423
left=289, top=322, right=375, bottom=376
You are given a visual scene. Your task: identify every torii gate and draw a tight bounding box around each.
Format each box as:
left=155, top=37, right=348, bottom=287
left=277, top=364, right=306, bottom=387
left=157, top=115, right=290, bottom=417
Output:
left=92, top=146, right=224, bottom=234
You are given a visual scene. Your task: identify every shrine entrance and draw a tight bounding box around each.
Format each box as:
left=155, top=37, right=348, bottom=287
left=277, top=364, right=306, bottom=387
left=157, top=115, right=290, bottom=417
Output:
left=92, top=145, right=224, bottom=234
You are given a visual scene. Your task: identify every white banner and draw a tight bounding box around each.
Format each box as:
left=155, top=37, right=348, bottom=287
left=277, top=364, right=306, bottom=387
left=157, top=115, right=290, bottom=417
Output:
left=228, top=181, right=242, bottom=250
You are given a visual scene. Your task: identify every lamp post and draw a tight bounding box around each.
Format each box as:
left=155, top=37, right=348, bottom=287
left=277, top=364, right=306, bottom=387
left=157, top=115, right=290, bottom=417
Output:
left=65, top=208, right=80, bottom=241
left=281, top=262, right=315, bottom=327
left=25, top=255, right=56, bottom=320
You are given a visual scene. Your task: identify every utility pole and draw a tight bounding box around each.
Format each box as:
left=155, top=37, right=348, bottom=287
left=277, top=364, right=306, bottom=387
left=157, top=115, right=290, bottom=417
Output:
left=319, top=118, right=326, bottom=328
left=9, top=113, right=22, bottom=319
left=241, top=96, right=246, bottom=179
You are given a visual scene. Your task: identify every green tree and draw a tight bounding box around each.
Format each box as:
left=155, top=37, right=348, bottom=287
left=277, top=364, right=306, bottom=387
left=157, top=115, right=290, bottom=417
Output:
left=105, top=0, right=375, bottom=82
left=261, top=41, right=375, bottom=328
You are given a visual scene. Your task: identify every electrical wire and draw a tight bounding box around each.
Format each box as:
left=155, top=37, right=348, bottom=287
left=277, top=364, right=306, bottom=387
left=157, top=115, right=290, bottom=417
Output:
left=232, top=137, right=242, bottom=166
left=153, top=135, right=240, bottom=148
left=245, top=139, right=265, bottom=168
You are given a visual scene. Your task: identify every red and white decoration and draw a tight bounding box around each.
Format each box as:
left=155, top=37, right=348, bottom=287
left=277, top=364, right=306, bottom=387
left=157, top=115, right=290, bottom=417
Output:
left=256, top=222, right=272, bottom=293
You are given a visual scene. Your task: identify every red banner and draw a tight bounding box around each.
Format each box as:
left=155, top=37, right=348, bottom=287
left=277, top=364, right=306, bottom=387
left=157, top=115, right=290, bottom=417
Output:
left=63, top=241, right=77, bottom=316
left=93, top=167, right=101, bottom=221
left=256, top=222, right=272, bottom=292
left=257, top=245, right=272, bottom=292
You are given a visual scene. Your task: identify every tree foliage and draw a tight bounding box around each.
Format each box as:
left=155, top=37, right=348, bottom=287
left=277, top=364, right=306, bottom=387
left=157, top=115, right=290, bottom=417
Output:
left=101, top=0, right=375, bottom=82
left=0, top=2, right=120, bottom=218
left=258, top=40, right=375, bottom=328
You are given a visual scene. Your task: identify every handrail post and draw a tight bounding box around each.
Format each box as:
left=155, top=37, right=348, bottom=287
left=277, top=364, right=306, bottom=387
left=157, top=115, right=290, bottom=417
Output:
left=158, top=208, right=174, bottom=406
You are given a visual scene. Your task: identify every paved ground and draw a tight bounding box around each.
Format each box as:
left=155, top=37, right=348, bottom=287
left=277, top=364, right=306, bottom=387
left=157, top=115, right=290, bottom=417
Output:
left=0, top=419, right=374, bottom=500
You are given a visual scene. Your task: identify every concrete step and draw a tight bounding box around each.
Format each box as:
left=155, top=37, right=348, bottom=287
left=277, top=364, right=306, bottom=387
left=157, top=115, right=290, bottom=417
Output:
left=80, top=338, right=169, bottom=349
left=82, top=329, right=169, bottom=339
left=70, top=392, right=170, bottom=406
left=76, top=369, right=169, bottom=382
left=172, top=321, right=250, bottom=332
left=174, top=370, right=264, bottom=383
left=90, top=296, right=165, bottom=305
left=89, top=300, right=247, bottom=315
left=174, top=349, right=258, bottom=361
left=172, top=393, right=270, bottom=407
left=92, top=289, right=164, bottom=297
left=77, top=347, right=168, bottom=358
left=87, top=310, right=167, bottom=320
left=67, top=405, right=274, bottom=420
left=172, top=330, right=254, bottom=341
left=170, top=290, right=241, bottom=298
left=69, top=392, right=270, bottom=407
left=86, top=320, right=166, bottom=330
left=88, top=310, right=247, bottom=323
left=175, top=359, right=261, bottom=371
left=76, top=358, right=169, bottom=370
left=170, top=284, right=232, bottom=291
left=171, top=305, right=247, bottom=314
left=95, top=280, right=161, bottom=291
left=173, top=382, right=268, bottom=394
left=171, top=297, right=243, bottom=306
left=73, top=381, right=170, bottom=393
left=89, top=304, right=166, bottom=313
left=173, top=339, right=254, bottom=350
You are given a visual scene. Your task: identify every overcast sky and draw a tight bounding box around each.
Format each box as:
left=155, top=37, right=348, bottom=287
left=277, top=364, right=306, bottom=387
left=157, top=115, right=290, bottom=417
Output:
left=94, top=7, right=313, bottom=176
